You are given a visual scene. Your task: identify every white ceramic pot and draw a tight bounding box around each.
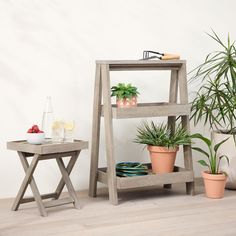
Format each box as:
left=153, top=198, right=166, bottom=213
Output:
left=211, top=131, right=236, bottom=189
left=26, top=133, right=45, bottom=145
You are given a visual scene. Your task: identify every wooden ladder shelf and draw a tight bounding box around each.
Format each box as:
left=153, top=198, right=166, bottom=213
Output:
left=89, top=60, right=195, bottom=205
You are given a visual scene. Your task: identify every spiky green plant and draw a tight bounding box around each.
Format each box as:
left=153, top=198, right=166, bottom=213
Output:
left=111, top=83, right=139, bottom=99
left=191, top=133, right=229, bottom=174
left=190, top=31, right=236, bottom=134
left=134, top=121, right=191, bottom=148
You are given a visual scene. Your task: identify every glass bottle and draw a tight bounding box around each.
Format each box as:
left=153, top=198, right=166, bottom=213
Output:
left=42, top=96, right=54, bottom=139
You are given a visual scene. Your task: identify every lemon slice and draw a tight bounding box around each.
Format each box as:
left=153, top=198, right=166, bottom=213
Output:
left=64, top=122, right=74, bottom=131
left=52, top=121, right=63, bottom=129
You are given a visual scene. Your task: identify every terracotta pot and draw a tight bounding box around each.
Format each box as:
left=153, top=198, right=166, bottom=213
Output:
left=147, top=145, right=179, bottom=173
left=211, top=131, right=236, bottom=189
left=202, top=171, right=227, bottom=199
left=116, top=97, right=137, bottom=108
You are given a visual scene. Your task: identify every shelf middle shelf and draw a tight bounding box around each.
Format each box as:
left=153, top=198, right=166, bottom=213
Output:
left=101, top=102, right=190, bottom=119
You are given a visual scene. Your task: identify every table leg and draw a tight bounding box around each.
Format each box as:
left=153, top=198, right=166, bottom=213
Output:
left=12, top=154, right=40, bottom=211
left=54, top=151, right=80, bottom=199
left=56, top=157, right=80, bottom=209
left=18, top=152, right=47, bottom=217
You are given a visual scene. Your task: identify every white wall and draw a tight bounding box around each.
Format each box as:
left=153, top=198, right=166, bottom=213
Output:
left=0, top=0, right=235, bottom=198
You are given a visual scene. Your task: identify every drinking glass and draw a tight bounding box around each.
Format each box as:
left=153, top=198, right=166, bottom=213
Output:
left=64, top=120, right=75, bottom=142
left=51, top=120, right=64, bottom=143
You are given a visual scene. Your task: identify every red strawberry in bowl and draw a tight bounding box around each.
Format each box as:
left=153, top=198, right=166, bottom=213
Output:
left=32, top=125, right=40, bottom=133
left=26, top=125, right=45, bottom=144
left=27, top=128, right=33, bottom=133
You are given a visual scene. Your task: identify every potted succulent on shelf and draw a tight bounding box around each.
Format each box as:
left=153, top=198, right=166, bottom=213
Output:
left=134, top=121, right=191, bottom=173
left=190, top=31, right=236, bottom=189
left=191, top=133, right=229, bottom=199
left=111, top=83, right=139, bottom=108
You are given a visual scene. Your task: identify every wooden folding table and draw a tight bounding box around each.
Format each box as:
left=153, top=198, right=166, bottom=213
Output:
left=7, top=140, right=88, bottom=216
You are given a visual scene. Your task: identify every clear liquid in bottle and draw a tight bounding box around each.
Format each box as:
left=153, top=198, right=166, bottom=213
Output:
left=42, top=96, right=54, bottom=139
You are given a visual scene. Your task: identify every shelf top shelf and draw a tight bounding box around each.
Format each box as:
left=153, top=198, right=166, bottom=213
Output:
left=96, top=60, right=186, bottom=71
left=96, top=60, right=186, bottom=65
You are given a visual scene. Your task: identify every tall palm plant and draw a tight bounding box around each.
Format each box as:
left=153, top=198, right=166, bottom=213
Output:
left=190, top=30, right=236, bottom=134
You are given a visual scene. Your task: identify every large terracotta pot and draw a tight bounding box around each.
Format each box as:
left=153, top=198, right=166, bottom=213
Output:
left=211, top=131, right=236, bottom=189
left=147, top=145, right=179, bottom=173
left=116, top=96, right=137, bottom=108
left=202, top=171, right=227, bottom=199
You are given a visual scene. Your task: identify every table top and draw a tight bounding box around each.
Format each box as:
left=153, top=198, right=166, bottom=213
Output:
left=7, top=140, right=89, bottom=155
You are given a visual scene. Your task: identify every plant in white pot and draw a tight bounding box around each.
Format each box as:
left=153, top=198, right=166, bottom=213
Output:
left=191, top=133, right=229, bottom=199
left=190, top=31, right=236, bottom=189
left=134, top=122, right=191, bottom=173
left=111, top=83, right=139, bottom=108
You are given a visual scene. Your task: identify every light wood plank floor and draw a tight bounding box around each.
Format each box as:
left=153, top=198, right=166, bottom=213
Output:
left=1, top=181, right=236, bottom=236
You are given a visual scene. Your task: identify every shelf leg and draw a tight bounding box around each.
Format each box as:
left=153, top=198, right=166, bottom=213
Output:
left=178, top=63, right=195, bottom=196
left=101, top=64, right=118, bottom=205
left=186, top=182, right=195, bottom=195
left=163, top=184, right=172, bottom=189
left=167, top=69, right=178, bottom=132
left=89, top=64, right=102, bottom=198
left=182, top=116, right=195, bottom=195
left=166, top=70, right=179, bottom=190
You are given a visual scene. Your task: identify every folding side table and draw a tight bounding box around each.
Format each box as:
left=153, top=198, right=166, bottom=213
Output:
left=7, top=140, right=88, bottom=216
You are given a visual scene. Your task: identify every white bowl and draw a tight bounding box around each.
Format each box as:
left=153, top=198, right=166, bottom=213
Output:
left=26, top=133, right=45, bottom=145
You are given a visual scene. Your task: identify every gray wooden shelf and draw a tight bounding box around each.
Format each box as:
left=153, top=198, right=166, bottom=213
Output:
left=89, top=60, right=195, bottom=205
left=96, top=60, right=185, bottom=71
left=97, top=164, right=194, bottom=190
left=101, top=103, right=191, bottom=119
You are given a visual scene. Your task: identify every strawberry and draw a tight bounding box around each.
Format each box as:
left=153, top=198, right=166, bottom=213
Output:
left=38, top=130, right=44, bottom=133
left=32, top=125, right=39, bottom=133
left=27, top=128, right=33, bottom=133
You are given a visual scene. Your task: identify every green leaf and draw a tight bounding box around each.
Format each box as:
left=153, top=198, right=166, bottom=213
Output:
left=192, top=147, right=209, bottom=158
left=198, top=160, right=209, bottom=167
left=191, top=133, right=211, bottom=148
left=217, top=155, right=230, bottom=173
left=214, top=137, right=230, bottom=153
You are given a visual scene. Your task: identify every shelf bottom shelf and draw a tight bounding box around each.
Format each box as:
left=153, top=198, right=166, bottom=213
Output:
left=97, top=164, right=194, bottom=190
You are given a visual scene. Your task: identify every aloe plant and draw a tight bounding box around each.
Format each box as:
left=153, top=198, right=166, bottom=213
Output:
left=111, top=83, right=139, bottom=99
left=190, top=30, right=236, bottom=134
left=134, top=121, right=191, bottom=148
left=191, top=133, right=229, bottom=174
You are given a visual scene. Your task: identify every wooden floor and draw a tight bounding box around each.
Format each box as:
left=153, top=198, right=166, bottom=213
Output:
left=1, top=181, right=236, bottom=236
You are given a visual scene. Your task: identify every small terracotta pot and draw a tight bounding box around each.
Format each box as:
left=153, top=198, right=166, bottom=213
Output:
left=202, top=171, right=227, bottom=199
left=147, top=145, right=179, bottom=173
left=116, top=97, right=137, bottom=108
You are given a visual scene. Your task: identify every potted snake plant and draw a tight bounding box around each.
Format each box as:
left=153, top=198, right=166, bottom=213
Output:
left=134, top=121, right=191, bottom=173
left=191, top=133, right=229, bottom=199
left=111, top=83, right=139, bottom=108
left=190, top=31, right=236, bottom=189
